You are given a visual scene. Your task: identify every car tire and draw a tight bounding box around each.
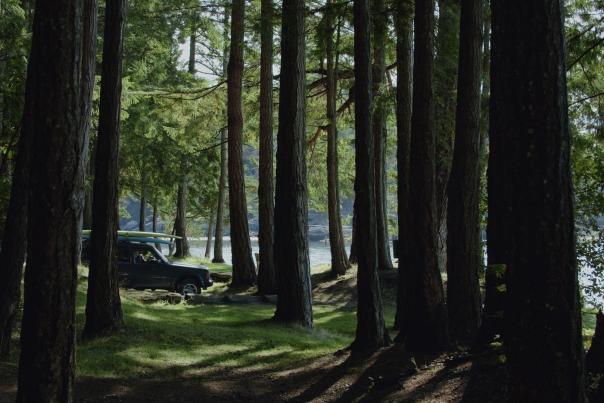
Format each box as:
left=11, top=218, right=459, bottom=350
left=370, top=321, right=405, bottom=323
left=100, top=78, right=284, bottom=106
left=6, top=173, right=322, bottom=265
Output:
left=176, top=278, right=200, bottom=296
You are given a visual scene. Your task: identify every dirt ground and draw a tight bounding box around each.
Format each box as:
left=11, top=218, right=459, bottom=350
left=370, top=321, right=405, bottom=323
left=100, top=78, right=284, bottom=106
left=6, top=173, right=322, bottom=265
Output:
left=0, top=270, right=510, bottom=403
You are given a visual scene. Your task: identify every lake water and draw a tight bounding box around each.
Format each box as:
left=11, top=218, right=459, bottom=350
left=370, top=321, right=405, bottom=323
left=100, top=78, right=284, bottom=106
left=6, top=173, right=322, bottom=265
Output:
left=187, top=237, right=354, bottom=267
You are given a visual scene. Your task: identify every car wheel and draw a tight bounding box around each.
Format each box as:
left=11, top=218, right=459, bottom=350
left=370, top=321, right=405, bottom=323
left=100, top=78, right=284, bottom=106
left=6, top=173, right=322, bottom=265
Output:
left=176, top=278, right=200, bottom=296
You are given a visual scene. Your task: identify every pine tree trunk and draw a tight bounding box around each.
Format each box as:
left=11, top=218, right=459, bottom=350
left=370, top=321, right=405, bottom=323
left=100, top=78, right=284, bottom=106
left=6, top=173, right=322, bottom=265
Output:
left=274, top=0, right=312, bottom=328
left=204, top=211, right=214, bottom=259
left=174, top=179, right=190, bottom=257
left=152, top=202, right=158, bottom=231
left=83, top=150, right=94, bottom=230
left=228, top=0, right=256, bottom=286
left=213, top=126, right=227, bottom=263
left=326, top=0, right=350, bottom=278
left=401, top=0, right=449, bottom=352
left=394, top=0, right=413, bottom=332
left=446, top=0, right=483, bottom=346
left=350, top=0, right=389, bottom=352
left=0, top=87, right=32, bottom=358
left=213, top=3, right=230, bottom=265
left=83, top=0, right=125, bottom=339
left=16, top=0, right=88, bottom=399
left=434, top=0, right=460, bottom=274
left=257, top=0, right=277, bottom=295
left=349, top=211, right=359, bottom=264
left=139, top=169, right=146, bottom=231
left=371, top=0, right=393, bottom=271
left=489, top=1, right=585, bottom=400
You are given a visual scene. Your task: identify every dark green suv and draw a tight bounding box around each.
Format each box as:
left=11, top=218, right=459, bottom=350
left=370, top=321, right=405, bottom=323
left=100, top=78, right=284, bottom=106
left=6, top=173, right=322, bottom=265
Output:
left=82, top=240, right=213, bottom=295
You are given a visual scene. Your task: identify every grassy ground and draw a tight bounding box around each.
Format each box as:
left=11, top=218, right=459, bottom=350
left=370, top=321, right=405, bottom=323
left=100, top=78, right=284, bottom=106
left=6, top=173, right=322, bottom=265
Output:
left=0, top=262, right=598, bottom=402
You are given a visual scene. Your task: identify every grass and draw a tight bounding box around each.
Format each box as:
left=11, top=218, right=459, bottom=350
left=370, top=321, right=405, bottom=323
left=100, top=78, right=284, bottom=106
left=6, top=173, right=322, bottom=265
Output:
left=3, top=264, right=597, bottom=384
left=69, top=282, right=371, bottom=379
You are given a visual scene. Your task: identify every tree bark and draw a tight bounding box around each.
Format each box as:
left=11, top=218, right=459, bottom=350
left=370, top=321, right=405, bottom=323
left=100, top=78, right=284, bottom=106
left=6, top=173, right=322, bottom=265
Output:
left=371, top=0, right=393, bottom=271
left=348, top=212, right=359, bottom=264
left=228, top=0, right=256, bottom=286
left=394, top=0, right=413, bottom=332
left=152, top=201, right=158, bottom=231
left=274, top=0, right=312, bottom=328
left=350, top=0, right=390, bottom=352
left=257, top=0, right=277, bottom=294
left=0, top=83, right=32, bottom=359
left=16, top=0, right=88, bottom=399
left=445, top=0, right=483, bottom=346
left=489, top=1, right=585, bottom=400
left=213, top=3, right=230, bottom=264
left=434, top=0, right=460, bottom=274
left=326, top=0, right=350, bottom=278
left=83, top=0, right=125, bottom=339
left=400, top=0, right=449, bottom=352
left=174, top=179, right=190, bottom=257
left=139, top=169, right=146, bottom=231
left=204, top=211, right=214, bottom=258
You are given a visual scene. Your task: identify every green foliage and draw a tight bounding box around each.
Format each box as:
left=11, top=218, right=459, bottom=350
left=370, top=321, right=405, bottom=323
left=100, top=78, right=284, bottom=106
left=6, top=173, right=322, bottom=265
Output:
left=567, top=0, right=604, bottom=307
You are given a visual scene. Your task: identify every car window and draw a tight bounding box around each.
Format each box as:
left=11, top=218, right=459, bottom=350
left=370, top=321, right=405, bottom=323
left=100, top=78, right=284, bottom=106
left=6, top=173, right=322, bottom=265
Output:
left=132, top=246, right=162, bottom=264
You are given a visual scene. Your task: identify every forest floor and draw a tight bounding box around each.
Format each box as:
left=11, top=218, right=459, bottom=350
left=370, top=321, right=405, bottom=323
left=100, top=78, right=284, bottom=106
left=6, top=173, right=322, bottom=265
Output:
left=0, top=261, right=594, bottom=402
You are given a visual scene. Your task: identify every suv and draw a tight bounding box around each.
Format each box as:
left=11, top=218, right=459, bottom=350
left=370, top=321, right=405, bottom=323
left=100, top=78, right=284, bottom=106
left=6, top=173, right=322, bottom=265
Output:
left=82, top=240, right=213, bottom=295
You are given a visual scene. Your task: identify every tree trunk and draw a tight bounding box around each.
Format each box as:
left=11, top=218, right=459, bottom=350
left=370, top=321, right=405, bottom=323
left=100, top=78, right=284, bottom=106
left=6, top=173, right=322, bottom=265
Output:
left=400, top=0, right=449, bottom=352
left=83, top=148, right=94, bottom=230
left=348, top=212, right=359, bottom=264
left=586, top=311, right=604, bottom=373
left=489, top=1, right=585, bottom=400
left=188, top=12, right=197, bottom=75
left=326, top=0, right=350, bottom=278
left=174, top=179, right=190, bottom=257
left=257, top=0, right=277, bottom=295
left=445, top=0, right=483, bottom=346
left=16, top=0, right=88, bottom=399
left=350, top=0, right=389, bottom=352
left=152, top=201, right=158, bottom=232
left=371, top=0, right=393, bottom=271
left=394, top=0, right=413, bottom=332
left=274, top=0, right=312, bottom=328
left=434, top=0, right=460, bottom=274
left=0, top=83, right=32, bottom=358
left=83, top=0, right=125, bottom=339
left=213, top=3, right=230, bottom=265
left=139, top=169, right=147, bottom=231
left=204, top=211, right=214, bottom=258
left=228, top=0, right=256, bottom=286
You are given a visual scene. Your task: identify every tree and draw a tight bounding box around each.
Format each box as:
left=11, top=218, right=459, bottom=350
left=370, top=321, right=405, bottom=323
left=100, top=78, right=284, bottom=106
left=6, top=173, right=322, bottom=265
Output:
left=257, top=0, right=277, bottom=294
left=350, top=0, right=390, bottom=352
left=489, top=1, right=585, bottom=400
left=204, top=211, right=214, bottom=258
left=394, top=0, right=413, bottom=331
left=139, top=170, right=147, bottom=231
left=83, top=0, right=125, bottom=339
left=174, top=177, right=190, bottom=257
left=274, top=0, right=312, bottom=328
left=434, top=0, right=460, bottom=274
left=213, top=3, right=229, bottom=264
left=400, top=0, right=449, bottom=352
left=16, top=0, right=90, bottom=399
left=228, top=0, right=256, bottom=286
left=325, top=0, right=350, bottom=277
left=446, top=0, right=482, bottom=345
left=371, top=0, right=393, bottom=272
